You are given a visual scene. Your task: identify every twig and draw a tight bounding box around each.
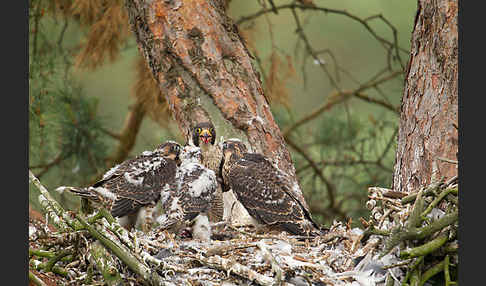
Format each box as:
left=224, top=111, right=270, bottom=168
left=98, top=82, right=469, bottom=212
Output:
left=361, top=225, right=390, bottom=241
left=257, top=241, right=284, bottom=284
left=437, top=157, right=458, bottom=164
left=419, top=259, right=445, bottom=286
left=290, top=7, right=341, bottom=92
left=99, top=126, right=122, bottom=140
left=108, top=100, right=146, bottom=166
left=421, top=188, right=458, bottom=218
left=409, top=268, right=420, bottom=286
left=283, top=92, right=350, bottom=137
left=407, top=188, right=425, bottom=228
left=57, top=18, right=69, bottom=49
left=381, top=259, right=411, bottom=270
left=285, top=137, right=345, bottom=218
left=29, top=170, right=83, bottom=231
left=402, top=256, right=423, bottom=285
left=399, top=233, right=449, bottom=259
left=89, top=241, right=123, bottom=284
left=401, top=179, right=443, bottom=204
left=227, top=225, right=287, bottom=241
left=30, top=152, right=66, bottom=179
left=377, top=127, right=399, bottom=166
left=284, top=70, right=401, bottom=139
left=367, top=195, right=403, bottom=207
left=76, top=214, right=165, bottom=285
left=29, top=271, right=48, bottom=286
left=206, top=242, right=258, bottom=257
left=296, top=157, right=392, bottom=175
left=444, top=254, right=453, bottom=286
left=236, top=4, right=409, bottom=55
left=368, top=187, right=406, bottom=199
left=353, top=92, right=399, bottom=114
left=380, top=210, right=458, bottom=257
left=29, top=248, right=73, bottom=262
left=193, top=253, right=275, bottom=286
left=44, top=249, right=73, bottom=272
left=32, top=260, right=69, bottom=278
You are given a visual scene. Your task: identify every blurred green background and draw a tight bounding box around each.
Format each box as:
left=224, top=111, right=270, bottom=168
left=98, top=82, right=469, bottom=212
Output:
left=29, top=0, right=417, bottom=226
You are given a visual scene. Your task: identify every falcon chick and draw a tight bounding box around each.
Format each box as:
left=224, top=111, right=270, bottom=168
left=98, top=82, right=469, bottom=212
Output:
left=59, top=141, right=181, bottom=231
left=191, top=121, right=224, bottom=223
left=157, top=145, right=217, bottom=242
left=221, top=140, right=323, bottom=236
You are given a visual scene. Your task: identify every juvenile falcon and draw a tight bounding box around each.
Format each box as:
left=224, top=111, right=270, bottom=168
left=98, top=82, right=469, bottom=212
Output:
left=191, top=121, right=225, bottom=223
left=58, top=141, right=182, bottom=230
left=157, top=145, right=217, bottom=241
left=221, top=140, right=323, bottom=236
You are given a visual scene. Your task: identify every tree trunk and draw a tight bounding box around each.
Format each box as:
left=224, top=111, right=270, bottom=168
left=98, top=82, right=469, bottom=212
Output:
left=124, top=0, right=309, bottom=208
left=392, top=0, right=458, bottom=193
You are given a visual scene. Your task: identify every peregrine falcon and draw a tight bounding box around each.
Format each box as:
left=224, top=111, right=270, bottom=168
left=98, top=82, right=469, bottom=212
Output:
left=221, top=140, right=323, bottom=236
left=157, top=145, right=217, bottom=241
left=59, top=141, right=181, bottom=230
left=191, top=122, right=224, bottom=223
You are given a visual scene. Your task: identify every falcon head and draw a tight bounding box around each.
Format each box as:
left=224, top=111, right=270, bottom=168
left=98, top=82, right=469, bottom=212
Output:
left=192, top=122, right=216, bottom=146
left=222, top=139, right=247, bottom=163
left=155, top=141, right=182, bottom=161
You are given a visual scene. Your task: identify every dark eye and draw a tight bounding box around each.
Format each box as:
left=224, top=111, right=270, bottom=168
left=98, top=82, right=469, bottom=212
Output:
left=196, top=128, right=202, bottom=134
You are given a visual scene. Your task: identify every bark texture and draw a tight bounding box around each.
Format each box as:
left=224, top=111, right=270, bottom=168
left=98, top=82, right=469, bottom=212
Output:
left=392, top=0, right=458, bottom=193
left=125, top=0, right=308, bottom=208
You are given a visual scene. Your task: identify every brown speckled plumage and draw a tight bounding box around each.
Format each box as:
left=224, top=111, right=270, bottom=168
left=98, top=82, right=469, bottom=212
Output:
left=222, top=140, right=323, bottom=236
left=65, top=141, right=181, bottom=229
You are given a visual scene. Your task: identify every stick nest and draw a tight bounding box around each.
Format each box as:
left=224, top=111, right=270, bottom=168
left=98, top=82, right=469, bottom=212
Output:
left=29, top=172, right=458, bottom=286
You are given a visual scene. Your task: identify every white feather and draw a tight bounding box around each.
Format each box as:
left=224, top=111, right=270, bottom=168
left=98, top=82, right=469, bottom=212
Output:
left=141, top=150, right=153, bottom=156
left=124, top=172, right=144, bottom=186
left=102, top=164, right=121, bottom=180
left=192, top=214, right=211, bottom=242
left=93, top=187, right=117, bottom=200
left=187, top=168, right=216, bottom=198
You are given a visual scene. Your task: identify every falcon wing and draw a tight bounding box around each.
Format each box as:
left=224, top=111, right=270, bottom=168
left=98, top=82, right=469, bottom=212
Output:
left=104, top=153, right=178, bottom=217
left=228, top=153, right=320, bottom=235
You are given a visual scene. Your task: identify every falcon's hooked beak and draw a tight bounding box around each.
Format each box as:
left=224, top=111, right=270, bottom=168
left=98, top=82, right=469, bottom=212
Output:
left=199, top=129, right=213, bottom=145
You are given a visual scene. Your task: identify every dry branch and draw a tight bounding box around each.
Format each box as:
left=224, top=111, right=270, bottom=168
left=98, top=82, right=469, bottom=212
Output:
left=193, top=253, right=276, bottom=286
left=29, top=170, right=82, bottom=231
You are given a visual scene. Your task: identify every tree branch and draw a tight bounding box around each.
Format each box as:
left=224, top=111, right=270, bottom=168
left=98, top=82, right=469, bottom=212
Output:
left=236, top=3, right=409, bottom=56
left=107, top=100, right=146, bottom=166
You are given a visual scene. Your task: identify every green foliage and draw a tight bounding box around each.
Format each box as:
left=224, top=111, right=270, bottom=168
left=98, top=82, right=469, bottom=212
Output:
left=285, top=109, right=397, bottom=226
left=29, top=4, right=110, bottom=211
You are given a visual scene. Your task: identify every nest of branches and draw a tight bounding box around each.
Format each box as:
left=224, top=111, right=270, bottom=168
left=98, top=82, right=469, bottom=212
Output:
left=359, top=175, right=459, bottom=285
left=29, top=169, right=458, bottom=286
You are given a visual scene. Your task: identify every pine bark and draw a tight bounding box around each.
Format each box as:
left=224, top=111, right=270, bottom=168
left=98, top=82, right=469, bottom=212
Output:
left=124, top=0, right=308, bottom=207
left=392, top=0, right=458, bottom=193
